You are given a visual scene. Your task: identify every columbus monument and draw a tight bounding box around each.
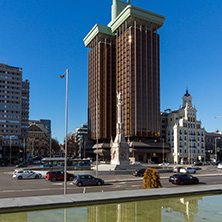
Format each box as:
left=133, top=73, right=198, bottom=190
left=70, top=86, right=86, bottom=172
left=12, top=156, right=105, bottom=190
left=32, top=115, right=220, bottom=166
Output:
left=110, top=93, right=129, bottom=165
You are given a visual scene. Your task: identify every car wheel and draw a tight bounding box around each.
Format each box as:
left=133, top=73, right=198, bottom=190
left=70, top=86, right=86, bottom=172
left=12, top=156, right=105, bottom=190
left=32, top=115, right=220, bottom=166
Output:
left=35, top=175, right=39, bottom=179
left=195, top=179, right=199, bottom=184
left=68, top=176, right=74, bottom=181
left=139, top=174, right=143, bottom=177
left=179, top=181, right=184, bottom=185
left=18, top=176, right=23, bottom=180
left=97, top=181, right=102, bottom=186
left=51, top=177, right=56, bottom=182
left=77, top=182, right=83, bottom=187
left=194, top=171, right=196, bottom=174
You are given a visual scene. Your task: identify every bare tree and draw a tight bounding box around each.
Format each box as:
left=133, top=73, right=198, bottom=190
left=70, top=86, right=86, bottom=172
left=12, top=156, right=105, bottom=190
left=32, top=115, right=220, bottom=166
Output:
left=63, top=133, right=78, bottom=157
left=51, top=138, right=60, bottom=156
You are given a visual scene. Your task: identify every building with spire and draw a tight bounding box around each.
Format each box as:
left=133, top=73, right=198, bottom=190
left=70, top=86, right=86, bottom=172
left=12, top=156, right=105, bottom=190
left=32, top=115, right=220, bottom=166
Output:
left=84, top=0, right=169, bottom=162
left=164, top=90, right=205, bottom=164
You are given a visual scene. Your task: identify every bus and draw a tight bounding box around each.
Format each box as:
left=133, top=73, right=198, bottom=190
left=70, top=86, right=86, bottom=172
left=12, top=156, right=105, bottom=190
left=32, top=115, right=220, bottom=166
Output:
left=40, top=158, right=91, bottom=169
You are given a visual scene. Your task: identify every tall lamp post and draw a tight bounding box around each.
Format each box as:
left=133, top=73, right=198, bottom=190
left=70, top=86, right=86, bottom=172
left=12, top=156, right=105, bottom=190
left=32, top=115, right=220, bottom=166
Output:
left=60, top=69, right=69, bottom=195
left=10, top=135, right=15, bottom=165
left=162, top=138, right=165, bottom=169
left=49, top=132, right=52, bottom=158
left=23, top=138, right=26, bottom=162
left=32, top=137, right=35, bottom=160
left=96, top=98, right=98, bottom=178
left=215, top=137, right=220, bottom=162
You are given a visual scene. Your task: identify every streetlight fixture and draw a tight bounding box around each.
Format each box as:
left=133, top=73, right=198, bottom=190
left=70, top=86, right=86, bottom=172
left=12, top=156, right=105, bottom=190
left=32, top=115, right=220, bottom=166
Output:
left=60, top=69, right=69, bottom=195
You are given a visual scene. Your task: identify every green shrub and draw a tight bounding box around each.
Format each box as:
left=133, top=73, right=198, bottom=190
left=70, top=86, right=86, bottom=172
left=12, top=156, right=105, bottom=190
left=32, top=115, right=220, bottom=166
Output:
left=142, top=168, right=162, bottom=189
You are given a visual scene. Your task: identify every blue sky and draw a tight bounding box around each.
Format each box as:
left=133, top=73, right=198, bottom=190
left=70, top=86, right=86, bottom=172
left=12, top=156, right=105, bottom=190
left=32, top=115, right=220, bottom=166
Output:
left=1, top=0, right=222, bottom=143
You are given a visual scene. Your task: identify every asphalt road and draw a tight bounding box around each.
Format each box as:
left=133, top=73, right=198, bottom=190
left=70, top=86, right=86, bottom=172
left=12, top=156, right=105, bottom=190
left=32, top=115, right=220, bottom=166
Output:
left=1, top=165, right=222, bottom=199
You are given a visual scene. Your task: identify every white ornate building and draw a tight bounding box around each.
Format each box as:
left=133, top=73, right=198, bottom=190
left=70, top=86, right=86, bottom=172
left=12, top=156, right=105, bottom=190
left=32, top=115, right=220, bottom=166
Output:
left=166, top=90, right=205, bottom=164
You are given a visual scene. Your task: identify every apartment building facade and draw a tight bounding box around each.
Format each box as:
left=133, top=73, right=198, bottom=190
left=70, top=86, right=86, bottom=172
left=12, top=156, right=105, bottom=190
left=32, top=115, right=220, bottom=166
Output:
left=0, top=63, right=30, bottom=163
left=165, top=90, right=205, bottom=164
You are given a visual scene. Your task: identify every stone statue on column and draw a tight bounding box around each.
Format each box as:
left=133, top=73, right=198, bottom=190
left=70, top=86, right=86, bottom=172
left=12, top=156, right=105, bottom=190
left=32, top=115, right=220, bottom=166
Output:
left=110, top=92, right=129, bottom=165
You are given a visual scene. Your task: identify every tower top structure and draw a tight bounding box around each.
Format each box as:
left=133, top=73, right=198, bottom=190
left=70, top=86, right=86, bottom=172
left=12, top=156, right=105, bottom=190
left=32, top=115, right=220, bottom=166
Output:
left=182, top=89, right=192, bottom=108
left=83, top=0, right=165, bottom=47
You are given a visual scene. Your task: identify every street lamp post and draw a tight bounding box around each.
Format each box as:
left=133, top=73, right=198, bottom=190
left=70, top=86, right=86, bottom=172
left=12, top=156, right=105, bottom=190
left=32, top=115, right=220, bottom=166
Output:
left=96, top=98, right=98, bottom=178
left=215, top=137, right=220, bottom=162
left=162, top=138, right=165, bottom=169
left=49, top=132, right=52, bottom=158
left=10, top=137, right=12, bottom=165
left=23, top=138, right=26, bottom=162
left=60, top=69, right=69, bottom=195
left=32, top=137, right=35, bottom=160
left=10, top=135, right=15, bottom=165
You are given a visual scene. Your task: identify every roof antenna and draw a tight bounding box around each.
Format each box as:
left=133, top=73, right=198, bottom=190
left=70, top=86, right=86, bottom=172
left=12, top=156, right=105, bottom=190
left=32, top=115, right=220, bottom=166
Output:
left=0, top=58, right=8, bottom=64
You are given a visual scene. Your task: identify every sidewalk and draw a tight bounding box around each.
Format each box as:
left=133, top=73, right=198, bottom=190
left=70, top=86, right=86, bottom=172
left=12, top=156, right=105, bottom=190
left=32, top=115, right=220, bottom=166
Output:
left=0, top=184, right=222, bottom=213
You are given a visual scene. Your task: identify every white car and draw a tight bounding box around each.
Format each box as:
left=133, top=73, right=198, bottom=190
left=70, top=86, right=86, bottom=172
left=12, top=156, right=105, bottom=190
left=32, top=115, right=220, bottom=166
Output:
left=158, top=162, right=170, bottom=166
left=131, top=162, right=141, bottom=165
left=217, top=163, right=222, bottom=169
left=13, top=170, right=42, bottom=179
left=180, top=167, right=196, bottom=174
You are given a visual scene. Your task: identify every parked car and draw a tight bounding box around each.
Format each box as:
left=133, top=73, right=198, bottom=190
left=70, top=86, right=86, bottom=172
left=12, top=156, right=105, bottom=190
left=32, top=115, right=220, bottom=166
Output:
left=173, top=166, right=183, bottom=173
left=132, top=169, right=146, bottom=177
left=72, top=175, right=104, bottom=187
left=45, top=170, right=75, bottom=182
left=131, top=162, right=141, bottom=165
left=158, top=162, right=169, bottom=166
left=0, top=161, right=8, bottom=167
left=180, top=167, right=196, bottom=174
left=33, top=156, right=42, bottom=161
left=217, top=163, right=222, bottom=169
left=202, top=162, right=211, bottom=166
left=215, top=161, right=222, bottom=166
left=15, top=162, right=28, bottom=168
left=13, top=170, right=42, bottom=179
left=193, top=162, right=202, bottom=166
left=169, top=174, right=199, bottom=185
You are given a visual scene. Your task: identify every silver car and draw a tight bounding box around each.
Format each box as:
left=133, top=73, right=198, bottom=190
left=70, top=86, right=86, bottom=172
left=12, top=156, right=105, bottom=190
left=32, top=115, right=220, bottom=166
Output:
left=179, top=167, right=196, bottom=174
left=13, top=170, right=42, bottom=179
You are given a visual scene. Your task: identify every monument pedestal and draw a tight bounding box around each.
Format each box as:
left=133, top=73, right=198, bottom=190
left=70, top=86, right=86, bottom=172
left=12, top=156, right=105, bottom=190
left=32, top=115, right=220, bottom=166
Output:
left=92, top=163, right=142, bottom=171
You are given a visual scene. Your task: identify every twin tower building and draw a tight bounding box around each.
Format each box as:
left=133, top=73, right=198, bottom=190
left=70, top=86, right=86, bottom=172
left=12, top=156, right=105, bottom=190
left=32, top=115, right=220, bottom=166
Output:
left=83, top=0, right=166, bottom=161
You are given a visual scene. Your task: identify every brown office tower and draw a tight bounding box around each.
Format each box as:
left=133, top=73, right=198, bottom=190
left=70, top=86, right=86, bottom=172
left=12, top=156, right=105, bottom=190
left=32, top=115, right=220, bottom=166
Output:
left=86, top=34, right=116, bottom=141
left=84, top=1, right=169, bottom=162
